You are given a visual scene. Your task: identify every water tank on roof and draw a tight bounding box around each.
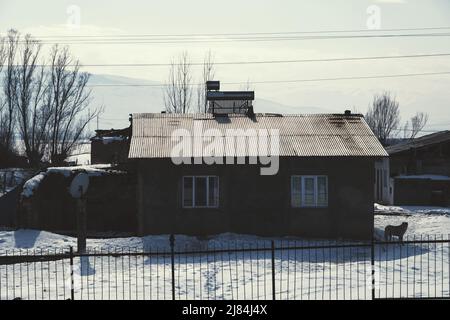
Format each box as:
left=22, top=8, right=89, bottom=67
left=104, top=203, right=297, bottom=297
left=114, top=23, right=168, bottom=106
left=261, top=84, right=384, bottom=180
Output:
left=206, top=81, right=220, bottom=91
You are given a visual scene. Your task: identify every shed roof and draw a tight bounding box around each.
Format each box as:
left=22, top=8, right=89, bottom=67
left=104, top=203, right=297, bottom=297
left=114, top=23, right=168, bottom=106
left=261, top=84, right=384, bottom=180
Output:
left=91, top=127, right=130, bottom=140
left=386, top=130, right=450, bottom=155
left=128, top=113, right=388, bottom=159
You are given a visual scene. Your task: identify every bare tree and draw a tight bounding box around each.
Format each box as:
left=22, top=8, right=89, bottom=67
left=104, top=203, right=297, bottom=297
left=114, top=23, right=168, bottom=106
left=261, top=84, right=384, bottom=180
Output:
left=164, top=51, right=192, bottom=114
left=402, top=122, right=410, bottom=141
left=196, top=50, right=215, bottom=113
left=13, top=33, right=53, bottom=166
left=403, top=112, right=429, bottom=139
left=0, top=34, right=5, bottom=71
left=0, top=34, right=7, bottom=165
left=365, top=92, right=400, bottom=145
left=0, top=34, right=5, bottom=139
left=1, top=30, right=20, bottom=156
left=47, top=45, right=101, bottom=165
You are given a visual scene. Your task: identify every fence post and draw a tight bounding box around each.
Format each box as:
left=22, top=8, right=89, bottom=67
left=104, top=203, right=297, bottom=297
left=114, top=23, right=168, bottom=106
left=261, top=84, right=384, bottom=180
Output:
left=271, top=240, right=276, bottom=300
left=70, top=246, right=75, bottom=300
left=371, top=237, right=375, bottom=300
left=170, top=234, right=175, bottom=300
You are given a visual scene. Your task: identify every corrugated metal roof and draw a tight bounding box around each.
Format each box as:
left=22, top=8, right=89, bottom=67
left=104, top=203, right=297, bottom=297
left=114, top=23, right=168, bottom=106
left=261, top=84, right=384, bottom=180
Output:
left=386, top=130, right=450, bottom=155
left=129, top=113, right=388, bottom=158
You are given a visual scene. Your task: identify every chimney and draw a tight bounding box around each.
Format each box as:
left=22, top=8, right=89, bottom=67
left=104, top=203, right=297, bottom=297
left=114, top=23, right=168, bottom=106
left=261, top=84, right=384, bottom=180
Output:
left=344, top=110, right=351, bottom=116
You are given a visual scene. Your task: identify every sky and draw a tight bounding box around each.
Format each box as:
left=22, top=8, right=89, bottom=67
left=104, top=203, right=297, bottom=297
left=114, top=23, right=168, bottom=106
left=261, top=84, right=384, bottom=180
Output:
left=0, top=0, right=450, bottom=132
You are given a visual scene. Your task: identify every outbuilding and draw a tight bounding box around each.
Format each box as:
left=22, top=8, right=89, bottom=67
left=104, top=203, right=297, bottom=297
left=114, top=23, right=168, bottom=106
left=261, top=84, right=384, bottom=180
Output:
left=386, top=130, right=450, bottom=206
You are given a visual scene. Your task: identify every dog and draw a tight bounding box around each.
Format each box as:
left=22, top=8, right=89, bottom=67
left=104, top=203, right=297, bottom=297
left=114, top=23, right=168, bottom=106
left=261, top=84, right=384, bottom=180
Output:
left=384, top=222, right=408, bottom=241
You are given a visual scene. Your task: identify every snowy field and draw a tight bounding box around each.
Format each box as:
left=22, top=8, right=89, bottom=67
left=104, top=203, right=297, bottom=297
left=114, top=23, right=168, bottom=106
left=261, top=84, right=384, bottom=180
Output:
left=65, top=142, right=91, bottom=166
left=374, top=203, right=450, bottom=236
left=0, top=204, right=449, bottom=300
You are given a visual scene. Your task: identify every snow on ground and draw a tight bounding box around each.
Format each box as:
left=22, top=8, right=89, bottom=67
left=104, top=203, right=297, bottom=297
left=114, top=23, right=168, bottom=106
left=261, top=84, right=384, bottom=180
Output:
left=395, top=175, right=450, bottom=181
left=0, top=229, right=196, bottom=251
left=65, top=142, right=91, bottom=165
left=1, top=230, right=449, bottom=299
left=65, top=153, right=91, bottom=166
left=0, top=233, right=447, bottom=300
left=0, top=204, right=448, bottom=251
left=375, top=214, right=450, bottom=237
left=69, top=142, right=90, bottom=156
left=375, top=203, right=450, bottom=216
left=374, top=203, right=450, bottom=237
left=1, top=205, right=450, bottom=300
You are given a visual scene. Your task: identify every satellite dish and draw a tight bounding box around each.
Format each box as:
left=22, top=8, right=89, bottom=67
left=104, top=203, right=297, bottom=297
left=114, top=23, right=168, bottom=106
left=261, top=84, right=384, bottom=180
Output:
left=69, top=173, right=89, bottom=198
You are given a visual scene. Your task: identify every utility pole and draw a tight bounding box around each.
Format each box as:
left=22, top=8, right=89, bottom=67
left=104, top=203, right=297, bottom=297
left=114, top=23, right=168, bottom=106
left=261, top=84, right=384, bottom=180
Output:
left=76, top=186, right=87, bottom=254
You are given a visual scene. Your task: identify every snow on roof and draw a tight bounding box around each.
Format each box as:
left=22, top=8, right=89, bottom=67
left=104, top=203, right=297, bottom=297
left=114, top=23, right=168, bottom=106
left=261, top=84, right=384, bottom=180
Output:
left=21, top=164, right=114, bottom=198
left=395, top=175, right=450, bottom=181
left=46, top=164, right=112, bottom=177
left=92, top=136, right=128, bottom=144
left=21, top=173, right=46, bottom=198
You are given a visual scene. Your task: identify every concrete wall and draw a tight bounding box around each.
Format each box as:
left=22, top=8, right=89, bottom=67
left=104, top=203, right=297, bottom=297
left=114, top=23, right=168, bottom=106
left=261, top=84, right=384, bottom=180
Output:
left=135, top=157, right=375, bottom=240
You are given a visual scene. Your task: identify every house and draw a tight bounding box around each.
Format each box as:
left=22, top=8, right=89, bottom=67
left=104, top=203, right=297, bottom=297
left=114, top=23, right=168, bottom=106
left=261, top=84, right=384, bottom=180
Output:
left=90, top=127, right=130, bottom=165
left=385, top=130, right=450, bottom=206
left=128, top=110, right=388, bottom=240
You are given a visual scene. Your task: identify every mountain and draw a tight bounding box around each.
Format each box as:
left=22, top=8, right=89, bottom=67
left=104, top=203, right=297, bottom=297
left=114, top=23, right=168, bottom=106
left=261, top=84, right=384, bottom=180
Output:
left=88, top=74, right=332, bottom=130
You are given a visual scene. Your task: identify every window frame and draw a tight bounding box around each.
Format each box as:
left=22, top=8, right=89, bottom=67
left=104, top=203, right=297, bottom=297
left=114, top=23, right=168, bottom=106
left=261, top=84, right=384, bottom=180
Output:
left=182, top=175, right=219, bottom=209
left=291, top=175, right=328, bottom=208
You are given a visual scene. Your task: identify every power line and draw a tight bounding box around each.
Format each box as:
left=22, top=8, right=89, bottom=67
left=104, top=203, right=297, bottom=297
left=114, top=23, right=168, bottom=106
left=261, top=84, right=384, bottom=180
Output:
left=242, top=71, right=450, bottom=85
left=390, top=127, right=445, bottom=133
left=426, top=122, right=450, bottom=127
left=25, top=52, right=450, bottom=68
left=16, top=26, right=450, bottom=39
left=86, top=71, right=450, bottom=88
left=15, top=32, right=450, bottom=45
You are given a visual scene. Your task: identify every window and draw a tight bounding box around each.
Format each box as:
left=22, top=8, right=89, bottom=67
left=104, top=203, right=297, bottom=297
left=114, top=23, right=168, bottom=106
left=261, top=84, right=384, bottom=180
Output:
left=291, top=175, right=328, bottom=207
left=183, top=176, right=219, bottom=208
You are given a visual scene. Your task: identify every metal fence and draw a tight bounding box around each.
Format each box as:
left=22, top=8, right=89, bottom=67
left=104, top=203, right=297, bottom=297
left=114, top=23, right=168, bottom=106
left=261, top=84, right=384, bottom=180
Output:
left=0, top=235, right=449, bottom=300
